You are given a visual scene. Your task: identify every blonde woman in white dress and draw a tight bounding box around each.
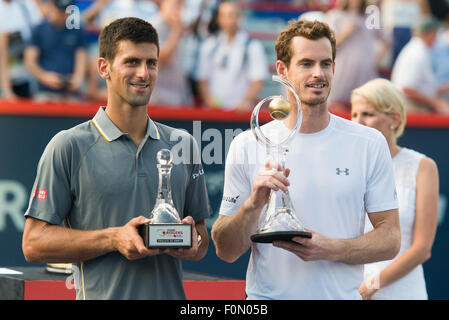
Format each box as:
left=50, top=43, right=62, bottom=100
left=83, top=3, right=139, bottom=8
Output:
left=351, top=78, right=439, bottom=300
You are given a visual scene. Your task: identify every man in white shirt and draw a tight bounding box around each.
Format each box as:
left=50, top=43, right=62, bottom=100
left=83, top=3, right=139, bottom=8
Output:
left=196, top=1, right=268, bottom=111
left=211, top=19, right=401, bottom=300
left=391, top=16, right=449, bottom=114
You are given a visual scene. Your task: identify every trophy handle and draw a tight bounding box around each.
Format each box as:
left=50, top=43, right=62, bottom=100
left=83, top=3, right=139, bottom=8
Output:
left=250, top=75, right=302, bottom=149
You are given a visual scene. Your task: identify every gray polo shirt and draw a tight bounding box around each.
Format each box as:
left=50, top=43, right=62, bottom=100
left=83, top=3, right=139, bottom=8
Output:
left=24, top=107, right=211, bottom=300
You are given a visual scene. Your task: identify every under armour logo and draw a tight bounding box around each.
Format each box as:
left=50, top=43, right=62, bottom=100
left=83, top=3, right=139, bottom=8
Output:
left=336, top=168, right=349, bottom=176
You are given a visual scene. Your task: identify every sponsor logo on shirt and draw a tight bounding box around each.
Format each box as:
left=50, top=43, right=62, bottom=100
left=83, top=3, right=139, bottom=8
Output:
left=192, top=169, right=204, bottom=180
left=37, top=189, right=48, bottom=200
left=223, top=195, right=240, bottom=204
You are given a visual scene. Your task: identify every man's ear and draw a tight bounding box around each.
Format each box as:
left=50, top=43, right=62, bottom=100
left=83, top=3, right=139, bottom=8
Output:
left=275, top=60, right=288, bottom=79
left=98, top=57, right=110, bottom=80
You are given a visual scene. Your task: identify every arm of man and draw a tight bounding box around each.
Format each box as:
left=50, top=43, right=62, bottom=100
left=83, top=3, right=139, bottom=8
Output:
left=402, top=87, right=449, bottom=114
left=22, top=215, right=164, bottom=263
left=156, top=2, right=183, bottom=66
left=24, top=46, right=63, bottom=90
left=69, top=48, right=88, bottom=92
left=198, top=80, right=216, bottom=108
left=212, top=201, right=262, bottom=263
left=0, top=32, right=17, bottom=98
left=274, top=209, right=400, bottom=265
left=157, top=28, right=183, bottom=67
left=82, top=0, right=111, bottom=24
left=335, top=19, right=357, bottom=48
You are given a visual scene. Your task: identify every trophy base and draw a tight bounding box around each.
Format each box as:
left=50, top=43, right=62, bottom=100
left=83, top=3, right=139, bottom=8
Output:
left=139, top=223, right=192, bottom=248
left=251, top=231, right=312, bottom=243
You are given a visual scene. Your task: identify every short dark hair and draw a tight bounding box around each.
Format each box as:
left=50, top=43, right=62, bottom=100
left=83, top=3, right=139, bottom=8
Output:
left=275, top=19, right=336, bottom=68
left=99, top=17, right=159, bottom=62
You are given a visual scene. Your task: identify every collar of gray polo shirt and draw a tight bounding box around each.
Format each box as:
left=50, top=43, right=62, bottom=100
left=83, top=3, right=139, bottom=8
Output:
left=92, top=107, right=160, bottom=143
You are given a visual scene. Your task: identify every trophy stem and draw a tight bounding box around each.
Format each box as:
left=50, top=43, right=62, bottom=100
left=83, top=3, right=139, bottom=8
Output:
left=156, top=166, right=173, bottom=204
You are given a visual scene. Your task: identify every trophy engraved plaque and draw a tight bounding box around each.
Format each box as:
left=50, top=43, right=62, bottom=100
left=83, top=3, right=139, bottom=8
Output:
left=139, top=149, right=192, bottom=248
left=250, top=75, right=312, bottom=243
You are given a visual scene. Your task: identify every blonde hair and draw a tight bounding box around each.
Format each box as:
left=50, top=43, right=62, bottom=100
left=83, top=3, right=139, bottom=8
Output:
left=351, top=78, right=406, bottom=138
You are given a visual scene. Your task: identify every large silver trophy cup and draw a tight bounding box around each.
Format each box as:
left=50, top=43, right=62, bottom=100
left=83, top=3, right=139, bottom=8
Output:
left=250, top=75, right=312, bottom=243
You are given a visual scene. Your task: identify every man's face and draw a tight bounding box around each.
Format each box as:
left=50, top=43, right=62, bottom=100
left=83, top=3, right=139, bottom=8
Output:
left=48, top=3, right=69, bottom=25
left=102, top=40, right=158, bottom=108
left=281, top=36, right=334, bottom=107
left=217, top=2, right=241, bottom=34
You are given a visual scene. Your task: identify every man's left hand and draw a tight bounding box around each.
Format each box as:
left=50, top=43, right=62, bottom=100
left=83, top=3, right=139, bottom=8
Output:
left=273, top=228, right=336, bottom=262
left=165, top=216, right=199, bottom=260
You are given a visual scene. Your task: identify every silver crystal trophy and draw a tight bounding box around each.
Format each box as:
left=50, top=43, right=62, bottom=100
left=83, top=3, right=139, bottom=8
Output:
left=139, top=149, right=192, bottom=248
left=250, top=75, right=312, bottom=243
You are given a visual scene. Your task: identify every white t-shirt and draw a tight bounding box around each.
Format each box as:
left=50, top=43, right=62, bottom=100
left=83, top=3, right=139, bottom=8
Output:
left=392, top=37, right=438, bottom=98
left=196, top=30, right=268, bottom=109
left=219, top=114, right=398, bottom=299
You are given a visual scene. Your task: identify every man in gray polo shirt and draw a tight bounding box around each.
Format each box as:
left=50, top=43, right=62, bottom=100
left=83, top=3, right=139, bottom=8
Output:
left=22, top=17, right=211, bottom=300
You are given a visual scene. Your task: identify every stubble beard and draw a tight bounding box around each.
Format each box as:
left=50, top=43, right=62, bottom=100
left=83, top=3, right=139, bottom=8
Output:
left=299, top=85, right=331, bottom=108
left=126, top=84, right=153, bottom=108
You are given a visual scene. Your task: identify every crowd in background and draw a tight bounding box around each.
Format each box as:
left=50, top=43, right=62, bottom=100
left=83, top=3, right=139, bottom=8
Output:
left=0, top=0, right=449, bottom=114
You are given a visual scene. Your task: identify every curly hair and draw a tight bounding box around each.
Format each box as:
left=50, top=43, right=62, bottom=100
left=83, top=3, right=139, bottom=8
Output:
left=275, top=19, right=336, bottom=67
left=99, top=17, right=159, bottom=62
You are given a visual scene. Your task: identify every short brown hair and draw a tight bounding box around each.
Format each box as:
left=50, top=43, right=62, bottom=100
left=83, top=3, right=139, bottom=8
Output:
left=99, top=17, right=159, bottom=63
left=275, top=20, right=336, bottom=67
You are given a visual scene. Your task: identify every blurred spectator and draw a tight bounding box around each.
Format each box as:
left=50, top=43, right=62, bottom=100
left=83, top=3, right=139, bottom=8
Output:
left=299, top=0, right=333, bottom=22
left=83, top=0, right=158, bottom=27
left=149, top=0, right=193, bottom=106
left=24, top=0, right=88, bottom=101
left=182, top=0, right=220, bottom=106
left=82, top=0, right=159, bottom=102
left=196, top=1, right=268, bottom=111
left=391, top=16, right=449, bottom=114
left=432, top=28, right=449, bottom=100
left=0, top=0, right=44, bottom=99
left=381, top=0, right=428, bottom=65
left=325, top=0, right=389, bottom=113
